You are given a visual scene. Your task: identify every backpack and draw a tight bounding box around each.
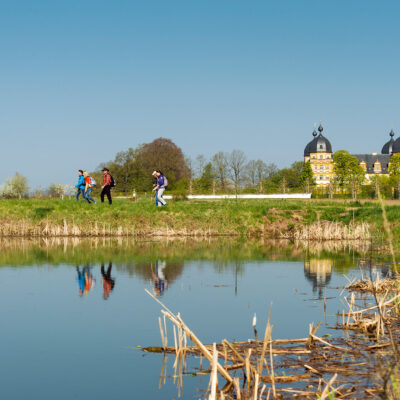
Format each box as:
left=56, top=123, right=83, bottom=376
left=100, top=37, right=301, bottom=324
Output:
left=162, top=175, right=168, bottom=189
left=90, top=177, right=97, bottom=187
left=110, top=176, right=116, bottom=188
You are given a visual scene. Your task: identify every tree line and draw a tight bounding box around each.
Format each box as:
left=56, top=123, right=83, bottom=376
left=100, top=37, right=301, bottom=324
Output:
left=3, top=137, right=400, bottom=199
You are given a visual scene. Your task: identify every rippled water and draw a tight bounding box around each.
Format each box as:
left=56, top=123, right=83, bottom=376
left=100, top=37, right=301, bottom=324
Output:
left=0, top=239, right=389, bottom=399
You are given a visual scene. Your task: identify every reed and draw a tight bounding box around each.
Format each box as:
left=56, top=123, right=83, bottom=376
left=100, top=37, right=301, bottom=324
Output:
left=144, top=287, right=396, bottom=399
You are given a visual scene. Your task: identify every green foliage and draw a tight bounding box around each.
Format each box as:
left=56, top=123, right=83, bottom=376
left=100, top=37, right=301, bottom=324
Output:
left=262, top=161, right=304, bottom=192
left=95, top=139, right=190, bottom=194
left=195, top=162, right=216, bottom=193
left=333, top=150, right=365, bottom=188
left=389, top=153, right=400, bottom=177
left=299, top=161, right=316, bottom=192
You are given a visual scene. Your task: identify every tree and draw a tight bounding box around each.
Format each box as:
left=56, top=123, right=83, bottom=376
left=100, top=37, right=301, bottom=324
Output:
left=47, top=184, right=74, bottom=199
left=195, top=155, right=207, bottom=178
left=267, top=161, right=304, bottom=191
left=196, top=162, right=216, bottom=192
left=136, top=138, right=190, bottom=186
left=212, top=152, right=229, bottom=190
left=333, top=150, right=365, bottom=198
left=1, top=173, right=29, bottom=199
left=298, top=161, right=316, bottom=193
left=228, top=150, right=246, bottom=196
left=388, top=153, right=400, bottom=199
left=113, top=148, right=136, bottom=193
left=47, top=184, right=65, bottom=198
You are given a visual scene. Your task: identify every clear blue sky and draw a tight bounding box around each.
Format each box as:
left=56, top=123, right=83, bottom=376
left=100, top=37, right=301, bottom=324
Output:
left=1, top=0, right=399, bottom=188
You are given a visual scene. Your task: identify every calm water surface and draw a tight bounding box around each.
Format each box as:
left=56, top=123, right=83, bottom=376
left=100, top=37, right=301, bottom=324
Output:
left=0, top=239, right=386, bottom=399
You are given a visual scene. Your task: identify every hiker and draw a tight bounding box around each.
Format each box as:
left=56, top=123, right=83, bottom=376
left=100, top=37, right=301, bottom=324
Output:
left=83, top=171, right=97, bottom=204
left=152, top=170, right=168, bottom=207
left=153, top=176, right=159, bottom=206
left=101, top=168, right=113, bottom=205
left=75, top=170, right=85, bottom=201
left=101, top=262, right=115, bottom=300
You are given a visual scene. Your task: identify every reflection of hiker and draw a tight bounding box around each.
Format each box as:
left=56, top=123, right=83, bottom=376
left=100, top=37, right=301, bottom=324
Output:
left=152, top=170, right=168, bottom=207
left=76, top=266, right=95, bottom=296
left=83, top=171, right=97, bottom=204
left=75, top=170, right=85, bottom=201
left=152, top=260, right=168, bottom=297
left=101, top=168, right=113, bottom=205
left=101, top=263, right=115, bottom=300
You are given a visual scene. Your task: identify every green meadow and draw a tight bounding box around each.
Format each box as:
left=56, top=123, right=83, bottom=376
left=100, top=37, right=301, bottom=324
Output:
left=0, top=197, right=398, bottom=249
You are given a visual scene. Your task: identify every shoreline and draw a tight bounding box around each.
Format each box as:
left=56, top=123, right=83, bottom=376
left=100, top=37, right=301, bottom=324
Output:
left=0, top=197, right=396, bottom=246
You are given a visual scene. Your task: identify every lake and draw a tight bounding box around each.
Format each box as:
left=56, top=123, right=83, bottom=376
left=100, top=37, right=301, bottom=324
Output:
left=0, top=238, right=387, bottom=399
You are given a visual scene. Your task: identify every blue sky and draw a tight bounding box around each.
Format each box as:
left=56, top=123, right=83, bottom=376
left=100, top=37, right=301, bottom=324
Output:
left=1, top=1, right=399, bottom=188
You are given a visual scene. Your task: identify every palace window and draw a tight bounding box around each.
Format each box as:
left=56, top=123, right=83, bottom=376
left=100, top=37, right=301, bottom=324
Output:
left=320, top=175, right=323, bottom=180
left=320, top=165, right=323, bottom=170
left=320, top=155, right=323, bottom=159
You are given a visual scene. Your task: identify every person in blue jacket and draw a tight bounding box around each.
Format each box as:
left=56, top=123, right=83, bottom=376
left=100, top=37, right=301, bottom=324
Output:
left=75, top=170, right=85, bottom=201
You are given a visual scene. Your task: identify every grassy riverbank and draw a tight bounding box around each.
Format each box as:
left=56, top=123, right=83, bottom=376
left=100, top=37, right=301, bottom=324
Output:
left=0, top=198, right=398, bottom=245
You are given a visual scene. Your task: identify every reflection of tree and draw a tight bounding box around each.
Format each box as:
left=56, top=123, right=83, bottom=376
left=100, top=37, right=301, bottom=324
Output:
left=304, top=259, right=333, bottom=299
left=123, top=261, right=185, bottom=284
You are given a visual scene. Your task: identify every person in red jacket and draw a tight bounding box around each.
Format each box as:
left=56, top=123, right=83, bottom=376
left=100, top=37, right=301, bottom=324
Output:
left=101, top=168, right=112, bottom=205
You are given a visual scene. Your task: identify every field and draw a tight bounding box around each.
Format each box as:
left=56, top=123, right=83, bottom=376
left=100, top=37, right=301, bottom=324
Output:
left=0, top=197, right=399, bottom=248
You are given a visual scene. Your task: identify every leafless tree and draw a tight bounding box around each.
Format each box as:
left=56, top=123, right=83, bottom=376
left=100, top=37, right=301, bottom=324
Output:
left=195, top=154, right=207, bottom=178
left=228, top=150, right=246, bottom=196
left=245, top=160, right=258, bottom=187
left=212, top=152, right=229, bottom=190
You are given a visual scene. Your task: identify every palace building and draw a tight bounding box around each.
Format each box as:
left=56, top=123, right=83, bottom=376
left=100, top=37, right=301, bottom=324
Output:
left=304, top=124, right=397, bottom=187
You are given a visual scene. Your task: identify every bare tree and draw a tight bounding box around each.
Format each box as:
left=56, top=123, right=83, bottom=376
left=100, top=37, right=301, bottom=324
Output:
left=212, top=152, right=229, bottom=191
left=244, top=160, right=258, bottom=187
left=195, top=154, right=207, bottom=178
left=228, top=150, right=246, bottom=196
left=184, top=156, right=194, bottom=179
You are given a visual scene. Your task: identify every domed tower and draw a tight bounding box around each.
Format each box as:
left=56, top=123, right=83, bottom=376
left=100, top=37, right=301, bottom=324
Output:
left=382, top=129, right=395, bottom=154
left=391, top=130, right=400, bottom=154
left=304, top=124, right=334, bottom=187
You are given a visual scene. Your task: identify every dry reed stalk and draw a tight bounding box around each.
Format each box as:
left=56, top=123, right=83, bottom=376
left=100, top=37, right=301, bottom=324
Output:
left=257, top=302, right=273, bottom=376
left=159, top=317, right=166, bottom=349
left=233, top=378, right=241, bottom=400
left=209, top=343, right=218, bottom=400
left=377, top=190, right=397, bottom=273
left=269, top=339, right=276, bottom=398
left=222, top=339, right=257, bottom=377
left=245, top=349, right=252, bottom=389
left=145, top=289, right=233, bottom=384
left=319, top=373, right=337, bottom=400
left=253, top=372, right=259, bottom=400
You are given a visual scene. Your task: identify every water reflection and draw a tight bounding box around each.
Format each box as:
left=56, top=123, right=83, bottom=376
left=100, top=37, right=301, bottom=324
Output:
left=152, top=260, right=168, bottom=297
left=76, top=266, right=95, bottom=297
left=101, top=263, right=116, bottom=300
left=304, top=259, right=332, bottom=299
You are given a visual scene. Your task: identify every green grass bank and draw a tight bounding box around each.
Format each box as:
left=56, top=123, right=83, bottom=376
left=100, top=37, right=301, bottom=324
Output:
left=0, top=198, right=398, bottom=244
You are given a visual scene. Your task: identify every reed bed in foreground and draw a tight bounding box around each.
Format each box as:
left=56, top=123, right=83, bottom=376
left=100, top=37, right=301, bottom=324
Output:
left=144, top=271, right=400, bottom=399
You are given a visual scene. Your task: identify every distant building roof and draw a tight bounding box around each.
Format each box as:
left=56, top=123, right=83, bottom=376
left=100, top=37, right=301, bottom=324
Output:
left=353, top=154, right=391, bottom=174
left=304, top=124, right=333, bottom=157
left=382, top=129, right=395, bottom=154
left=392, top=135, right=400, bottom=153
